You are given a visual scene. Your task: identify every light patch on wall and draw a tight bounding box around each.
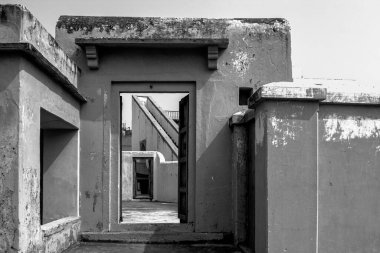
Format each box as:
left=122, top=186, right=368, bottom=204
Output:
left=270, top=116, right=303, bottom=147
left=323, top=115, right=380, bottom=142
left=232, top=51, right=250, bottom=76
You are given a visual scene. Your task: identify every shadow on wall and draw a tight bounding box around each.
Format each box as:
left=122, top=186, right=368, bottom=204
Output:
left=196, top=122, right=233, bottom=232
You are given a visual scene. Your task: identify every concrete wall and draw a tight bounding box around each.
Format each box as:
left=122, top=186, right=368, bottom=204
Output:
left=42, top=129, right=78, bottom=224
left=122, top=151, right=177, bottom=203
left=0, top=5, right=82, bottom=252
left=247, top=83, right=380, bottom=253
left=156, top=161, right=178, bottom=203
left=132, top=96, right=178, bottom=161
left=0, top=54, right=20, bottom=252
left=18, top=57, right=81, bottom=252
left=55, top=16, right=292, bottom=233
left=318, top=105, right=380, bottom=252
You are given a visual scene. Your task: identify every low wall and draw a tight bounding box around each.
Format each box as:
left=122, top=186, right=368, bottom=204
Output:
left=156, top=161, right=178, bottom=203
left=122, top=151, right=178, bottom=203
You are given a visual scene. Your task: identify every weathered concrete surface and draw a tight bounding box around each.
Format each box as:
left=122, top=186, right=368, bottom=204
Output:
left=0, top=54, right=20, bottom=253
left=0, top=4, right=79, bottom=87
left=64, top=242, right=241, bottom=253
left=230, top=113, right=248, bottom=246
left=0, top=53, right=81, bottom=252
left=42, top=217, right=81, bottom=253
left=132, top=96, right=178, bottom=160
left=247, top=81, right=380, bottom=253
left=17, top=56, right=80, bottom=252
left=56, top=15, right=292, bottom=234
left=253, top=100, right=319, bottom=253
left=318, top=105, right=380, bottom=252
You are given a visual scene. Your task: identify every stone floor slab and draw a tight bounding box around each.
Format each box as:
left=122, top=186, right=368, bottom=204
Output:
left=122, top=201, right=179, bottom=223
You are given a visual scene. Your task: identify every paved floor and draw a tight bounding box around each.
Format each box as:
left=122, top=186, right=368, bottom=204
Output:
left=121, top=201, right=180, bottom=223
left=64, top=243, right=241, bottom=253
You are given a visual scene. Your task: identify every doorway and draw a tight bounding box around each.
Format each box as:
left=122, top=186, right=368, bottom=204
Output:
left=133, top=157, right=153, bottom=199
left=110, top=82, right=195, bottom=230
left=119, top=91, right=189, bottom=224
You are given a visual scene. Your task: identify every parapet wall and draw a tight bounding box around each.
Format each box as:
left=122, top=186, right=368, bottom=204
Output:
left=0, top=4, right=79, bottom=87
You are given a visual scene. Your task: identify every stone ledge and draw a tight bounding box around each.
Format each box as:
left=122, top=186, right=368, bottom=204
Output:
left=248, top=85, right=327, bottom=108
left=323, top=92, right=380, bottom=105
left=0, top=42, right=86, bottom=103
left=229, top=109, right=255, bottom=127
left=41, top=216, right=81, bottom=237
left=0, top=4, right=80, bottom=89
left=249, top=81, right=380, bottom=107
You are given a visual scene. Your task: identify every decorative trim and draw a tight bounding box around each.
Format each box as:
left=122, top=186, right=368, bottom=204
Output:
left=208, top=46, right=219, bottom=70
left=85, top=45, right=99, bottom=70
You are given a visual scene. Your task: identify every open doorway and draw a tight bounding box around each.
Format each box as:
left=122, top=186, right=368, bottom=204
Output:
left=120, top=93, right=188, bottom=224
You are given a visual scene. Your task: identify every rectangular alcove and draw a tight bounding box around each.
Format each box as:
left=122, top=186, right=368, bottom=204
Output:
left=40, top=109, right=79, bottom=225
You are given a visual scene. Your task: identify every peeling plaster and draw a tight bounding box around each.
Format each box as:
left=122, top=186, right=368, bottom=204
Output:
left=323, top=115, right=380, bottom=142
left=269, top=116, right=303, bottom=147
left=232, top=51, right=250, bottom=76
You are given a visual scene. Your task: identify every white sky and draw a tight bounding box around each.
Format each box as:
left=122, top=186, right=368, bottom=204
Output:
left=121, top=93, right=187, bottom=128
left=2, top=0, right=380, bottom=81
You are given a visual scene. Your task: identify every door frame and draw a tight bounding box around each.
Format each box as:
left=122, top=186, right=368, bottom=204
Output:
left=108, top=82, right=196, bottom=231
left=133, top=157, right=153, bottom=199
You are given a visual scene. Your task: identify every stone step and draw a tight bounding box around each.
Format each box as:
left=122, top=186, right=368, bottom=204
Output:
left=80, top=231, right=229, bottom=244
left=112, top=223, right=194, bottom=232
left=64, top=242, right=242, bottom=253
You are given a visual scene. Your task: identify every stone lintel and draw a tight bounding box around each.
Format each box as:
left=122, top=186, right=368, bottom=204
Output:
left=248, top=86, right=327, bottom=108
left=76, top=38, right=229, bottom=70
left=0, top=43, right=86, bottom=103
